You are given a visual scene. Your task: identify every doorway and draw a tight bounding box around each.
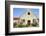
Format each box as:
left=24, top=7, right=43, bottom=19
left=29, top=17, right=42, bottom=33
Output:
left=27, top=20, right=31, bottom=25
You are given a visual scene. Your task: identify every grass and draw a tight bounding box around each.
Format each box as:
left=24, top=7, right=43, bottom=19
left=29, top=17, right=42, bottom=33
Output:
left=13, top=23, right=39, bottom=28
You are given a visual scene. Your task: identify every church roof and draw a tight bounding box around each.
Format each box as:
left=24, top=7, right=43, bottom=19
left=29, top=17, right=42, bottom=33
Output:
left=19, top=9, right=38, bottom=19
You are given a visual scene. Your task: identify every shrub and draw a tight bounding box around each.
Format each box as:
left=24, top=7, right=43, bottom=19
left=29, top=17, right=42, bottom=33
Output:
left=26, top=24, right=30, bottom=27
left=32, top=23, right=38, bottom=27
left=17, top=24, right=26, bottom=27
left=13, top=22, right=17, bottom=28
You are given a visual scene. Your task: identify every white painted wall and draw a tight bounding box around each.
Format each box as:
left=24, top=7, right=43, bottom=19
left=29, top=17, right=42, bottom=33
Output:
left=20, top=11, right=37, bottom=24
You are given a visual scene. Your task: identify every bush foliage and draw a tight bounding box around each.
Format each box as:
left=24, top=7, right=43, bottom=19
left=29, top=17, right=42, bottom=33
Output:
left=13, top=22, right=39, bottom=28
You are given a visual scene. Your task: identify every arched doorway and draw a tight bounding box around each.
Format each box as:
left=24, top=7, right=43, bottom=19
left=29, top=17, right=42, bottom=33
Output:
left=27, top=20, right=31, bottom=25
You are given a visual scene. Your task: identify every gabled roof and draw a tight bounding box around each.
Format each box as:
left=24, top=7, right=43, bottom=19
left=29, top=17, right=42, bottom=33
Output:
left=20, top=10, right=38, bottom=19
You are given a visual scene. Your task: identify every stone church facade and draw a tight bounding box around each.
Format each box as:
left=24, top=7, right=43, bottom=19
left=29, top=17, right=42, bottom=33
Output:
left=13, top=11, right=39, bottom=25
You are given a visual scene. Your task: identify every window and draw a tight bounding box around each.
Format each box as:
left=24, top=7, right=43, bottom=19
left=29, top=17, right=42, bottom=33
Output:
left=28, top=12, right=30, bottom=15
left=33, top=19, right=37, bottom=24
left=37, top=18, right=39, bottom=22
left=33, top=19, right=35, bottom=22
left=23, top=19, right=25, bottom=22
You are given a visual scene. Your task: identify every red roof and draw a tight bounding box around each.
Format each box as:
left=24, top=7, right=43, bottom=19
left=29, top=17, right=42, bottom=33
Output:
left=13, top=17, right=20, bottom=20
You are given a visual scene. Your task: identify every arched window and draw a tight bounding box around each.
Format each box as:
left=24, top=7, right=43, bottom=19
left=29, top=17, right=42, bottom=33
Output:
left=22, top=19, right=25, bottom=22
left=37, top=18, right=39, bottom=22
left=33, top=19, right=36, bottom=23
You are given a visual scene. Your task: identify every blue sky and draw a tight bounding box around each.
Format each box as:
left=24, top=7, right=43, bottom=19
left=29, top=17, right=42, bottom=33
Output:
left=13, top=8, right=39, bottom=17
